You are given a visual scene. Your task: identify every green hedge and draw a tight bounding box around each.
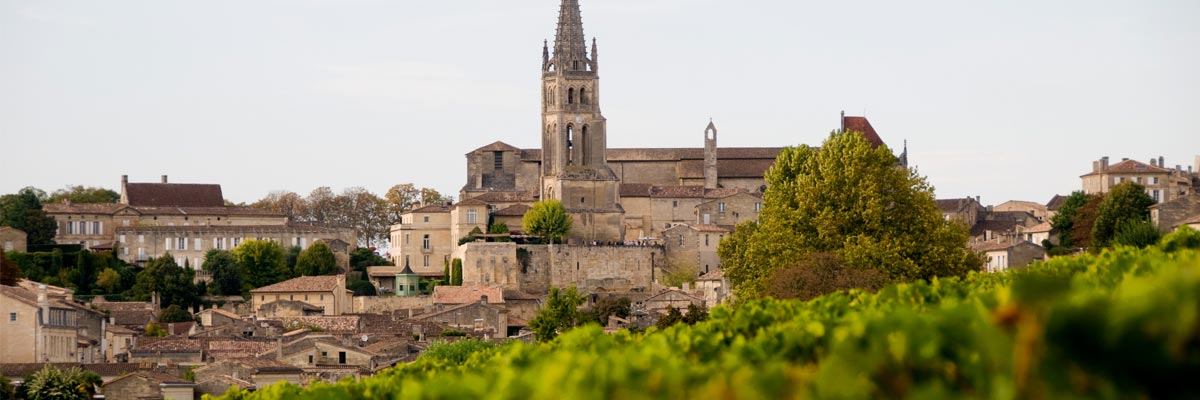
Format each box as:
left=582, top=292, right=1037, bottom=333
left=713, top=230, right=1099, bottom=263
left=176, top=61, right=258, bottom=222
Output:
left=217, top=227, right=1200, bottom=399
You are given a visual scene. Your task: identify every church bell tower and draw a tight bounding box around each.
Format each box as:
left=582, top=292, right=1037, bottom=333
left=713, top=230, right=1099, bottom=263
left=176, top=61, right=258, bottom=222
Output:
left=539, top=0, right=624, bottom=243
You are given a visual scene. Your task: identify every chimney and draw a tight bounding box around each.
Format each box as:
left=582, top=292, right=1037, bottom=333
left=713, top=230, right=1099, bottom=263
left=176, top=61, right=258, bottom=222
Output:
left=121, top=175, right=128, bottom=186
left=1100, top=157, right=1109, bottom=171
left=1151, top=158, right=1158, bottom=167
left=37, top=284, right=49, bottom=312
left=161, top=175, right=168, bottom=184
left=1093, top=161, right=1100, bottom=173
left=1160, top=156, right=1165, bottom=169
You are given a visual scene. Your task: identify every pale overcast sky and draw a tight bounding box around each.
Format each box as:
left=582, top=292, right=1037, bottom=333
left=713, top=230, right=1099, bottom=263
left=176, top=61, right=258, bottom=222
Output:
left=2, top=0, right=1198, bottom=206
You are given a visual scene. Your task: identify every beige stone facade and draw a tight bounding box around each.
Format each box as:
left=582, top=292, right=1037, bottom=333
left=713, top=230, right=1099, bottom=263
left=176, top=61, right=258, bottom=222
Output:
left=0, top=227, right=27, bottom=253
left=1150, top=193, right=1200, bottom=232
left=250, top=275, right=353, bottom=316
left=114, top=225, right=354, bottom=269
left=1081, top=156, right=1194, bottom=204
left=389, top=204, right=452, bottom=276
left=971, top=241, right=1046, bottom=272
left=0, top=281, right=103, bottom=363
left=662, top=224, right=729, bottom=276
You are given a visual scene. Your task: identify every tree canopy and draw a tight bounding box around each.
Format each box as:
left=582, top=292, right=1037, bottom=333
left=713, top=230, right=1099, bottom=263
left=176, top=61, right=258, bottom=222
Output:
left=231, top=239, right=289, bottom=289
left=1091, top=182, right=1157, bottom=251
left=131, top=254, right=200, bottom=309
left=0, top=187, right=57, bottom=245
left=201, top=249, right=242, bottom=296
left=523, top=200, right=573, bottom=244
left=294, top=241, right=339, bottom=276
left=250, top=184, right=448, bottom=248
left=46, top=185, right=119, bottom=204
left=529, top=286, right=587, bottom=342
left=719, top=131, right=981, bottom=300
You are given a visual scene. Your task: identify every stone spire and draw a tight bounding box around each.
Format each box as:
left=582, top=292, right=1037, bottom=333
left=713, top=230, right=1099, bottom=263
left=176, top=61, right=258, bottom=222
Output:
left=553, top=0, right=589, bottom=71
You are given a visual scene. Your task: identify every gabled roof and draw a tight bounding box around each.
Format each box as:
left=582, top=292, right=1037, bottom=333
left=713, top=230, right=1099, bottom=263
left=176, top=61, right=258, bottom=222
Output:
left=103, top=371, right=194, bottom=386
left=124, top=182, right=225, bottom=207
left=492, top=204, right=531, bottom=217
left=409, top=204, right=451, bottom=214
left=936, top=198, right=979, bottom=213
left=644, top=289, right=704, bottom=304
left=842, top=115, right=885, bottom=148
left=455, top=198, right=489, bottom=207
left=970, top=220, right=1021, bottom=236
left=469, top=141, right=521, bottom=154
left=697, top=269, right=724, bottom=281
left=251, top=275, right=345, bottom=293
left=1046, top=194, right=1069, bottom=211
left=1081, top=159, right=1173, bottom=177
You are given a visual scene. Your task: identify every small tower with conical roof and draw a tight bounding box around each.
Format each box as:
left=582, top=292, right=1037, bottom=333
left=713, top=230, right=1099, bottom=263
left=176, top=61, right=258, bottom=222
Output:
left=394, top=260, right=421, bottom=297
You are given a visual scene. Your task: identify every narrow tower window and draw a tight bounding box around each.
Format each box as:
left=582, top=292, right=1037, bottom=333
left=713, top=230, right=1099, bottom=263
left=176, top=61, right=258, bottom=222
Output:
left=568, top=88, right=574, bottom=104
left=566, top=125, right=574, bottom=164
left=581, top=125, right=589, bottom=165
left=579, top=87, right=587, bottom=104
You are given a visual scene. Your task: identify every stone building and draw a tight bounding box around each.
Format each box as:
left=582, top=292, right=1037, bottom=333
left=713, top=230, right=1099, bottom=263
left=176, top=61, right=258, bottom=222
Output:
left=250, top=275, right=354, bottom=316
left=1150, top=193, right=1200, bottom=232
left=101, top=371, right=196, bottom=400
left=993, top=200, right=1050, bottom=222
left=0, top=280, right=105, bottom=363
left=936, top=197, right=986, bottom=227
left=0, top=226, right=27, bottom=253
left=662, top=224, right=729, bottom=276
left=44, top=175, right=355, bottom=266
left=452, top=0, right=903, bottom=249
left=1081, top=156, right=1195, bottom=204
left=412, top=297, right=512, bottom=338
left=970, top=241, right=1046, bottom=272
left=388, top=203, right=452, bottom=276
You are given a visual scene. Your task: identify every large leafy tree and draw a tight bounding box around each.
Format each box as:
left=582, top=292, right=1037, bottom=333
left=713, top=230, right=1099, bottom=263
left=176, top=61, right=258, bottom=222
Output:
left=294, top=241, right=338, bottom=276
left=523, top=200, right=573, bottom=244
left=0, top=251, right=19, bottom=286
left=232, top=239, right=289, bottom=289
left=529, top=286, right=586, bottom=342
left=719, top=131, right=981, bottom=300
left=0, top=187, right=57, bottom=245
left=20, top=365, right=100, bottom=400
left=202, top=249, right=242, bottom=296
left=131, top=254, right=199, bottom=309
left=1091, top=182, right=1157, bottom=251
left=46, top=186, right=119, bottom=204
left=1049, top=191, right=1090, bottom=248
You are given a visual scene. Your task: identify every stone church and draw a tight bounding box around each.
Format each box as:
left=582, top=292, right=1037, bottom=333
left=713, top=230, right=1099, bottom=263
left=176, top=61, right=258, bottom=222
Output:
left=455, top=0, right=902, bottom=245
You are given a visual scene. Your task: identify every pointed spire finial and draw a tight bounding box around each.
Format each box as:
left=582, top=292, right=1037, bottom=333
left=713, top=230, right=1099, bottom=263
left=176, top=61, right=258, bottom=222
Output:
left=552, top=0, right=588, bottom=69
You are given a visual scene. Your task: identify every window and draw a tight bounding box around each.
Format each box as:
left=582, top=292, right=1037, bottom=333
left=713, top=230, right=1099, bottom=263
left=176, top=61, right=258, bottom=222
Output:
left=568, top=88, right=574, bottom=104
left=718, top=202, right=726, bottom=213
left=93, top=221, right=101, bottom=234
left=309, top=355, right=314, bottom=364
left=123, top=219, right=130, bottom=226
left=467, top=209, right=477, bottom=224
left=424, top=255, right=430, bottom=267
left=166, top=238, right=173, bottom=250
left=338, top=351, right=347, bottom=364
left=580, top=87, right=587, bottom=104
left=177, top=237, right=187, bottom=250
left=119, top=235, right=126, bottom=243
left=320, top=295, right=324, bottom=301
left=679, top=235, right=685, bottom=247
left=1152, top=190, right=1161, bottom=202
left=423, top=216, right=430, bottom=223
left=137, top=248, right=145, bottom=258
left=66, top=222, right=74, bottom=235
left=672, top=200, right=678, bottom=208
left=194, top=238, right=202, bottom=250
left=1135, top=177, right=1142, bottom=183
left=754, top=202, right=761, bottom=212
left=423, top=235, right=431, bottom=249
left=493, top=151, right=504, bottom=169
left=1153, top=177, right=1160, bottom=185
left=705, top=235, right=710, bottom=246
left=138, top=235, right=144, bottom=243
left=703, top=214, right=710, bottom=224
left=405, top=234, right=410, bottom=244
left=9, top=312, right=15, bottom=322
left=123, top=247, right=129, bottom=255
left=3, top=242, right=11, bottom=252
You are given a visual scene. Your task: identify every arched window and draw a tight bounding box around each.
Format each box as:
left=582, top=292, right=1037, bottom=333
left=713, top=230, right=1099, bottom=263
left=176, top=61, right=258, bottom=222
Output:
left=568, top=88, right=574, bottom=104
left=581, top=125, right=589, bottom=165
left=566, top=125, right=574, bottom=165
left=579, top=87, right=588, bottom=104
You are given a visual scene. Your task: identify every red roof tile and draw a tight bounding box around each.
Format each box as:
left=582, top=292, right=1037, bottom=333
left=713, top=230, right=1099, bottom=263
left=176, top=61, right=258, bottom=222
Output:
left=432, top=285, right=504, bottom=304
left=125, top=182, right=225, bottom=207
left=251, top=275, right=345, bottom=293
left=842, top=116, right=885, bottom=148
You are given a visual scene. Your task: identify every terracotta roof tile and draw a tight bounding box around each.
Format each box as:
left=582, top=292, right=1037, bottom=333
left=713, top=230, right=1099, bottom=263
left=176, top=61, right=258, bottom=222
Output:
left=0, top=363, right=141, bottom=379
left=969, top=241, right=1021, bottom=252
left=124, top=182, right=224, bottom=207
left=455, top=198, right=489, bottom=207
left=410, top=204, right=451, bottom=214
left=697, top=269, right=724, bottom=281
left=650, top=186, right=706, bottom=198
left=1081, top=159, right=1173, bottom=177
left=251, top=275, right=345, bottom=293
left=133, top=337, right=203, bottom=353
left=842, top=116, right=885, bottom=148
left=275, top=316, right=361, bottom=333
left=619, top=183, right=653, bottom=197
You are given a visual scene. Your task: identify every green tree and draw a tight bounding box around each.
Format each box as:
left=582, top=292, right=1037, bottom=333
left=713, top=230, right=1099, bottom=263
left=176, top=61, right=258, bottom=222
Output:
left=285, top=245, right=302, bottom=276
left=350, top=247, right=392, bottom=271
left=294, top=241, right=338, bottom=276
left=766, top=252, right=889, bottom=301
left=523, top=200, right=573, bottom=244
left=1049, top=191, right=1089, bottom=248
left=95, top=268, right=121, bottom=294
left=21, top=365, right=101, bottom=400
left=0, top=374, right=13, bottom=400
left=1068, top=194, right=1106, bottom=250
left=0, top=251, right=19, bottom=286
left=451, top=258, right=463, bottom=286
left=719, top=131, right=981, bottom=300
left=488, top=222, right=512, bottom=242
left=655, top=306, right=684, bottom=329
left=588, top=296, right=631, bottom=325
left=232, top=239, right=288, bottom=289
left=529, top=286, right=586, bottom=342
left=0, top=187, right=57, bottom=245
left=144, top=322, right=169, bottom=337
left=46, top=186, right=119, bottom=204
left=131, top=254, right=199, bottom=309
left=1091, top=182, right=1156, bottom=251
left=202, top=249, right=242, bottom=296
left=1112, top=219, right=1162, bottom=249
left=682, top=303, right=708, bottom=325
left=158, top=304, right=194, bottom=323
left=346, top=274, right=377, bottom=296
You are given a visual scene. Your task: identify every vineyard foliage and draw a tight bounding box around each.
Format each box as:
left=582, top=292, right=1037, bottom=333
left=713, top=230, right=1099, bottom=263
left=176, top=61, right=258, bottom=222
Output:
left=218, top=227, right=1200, bottom=399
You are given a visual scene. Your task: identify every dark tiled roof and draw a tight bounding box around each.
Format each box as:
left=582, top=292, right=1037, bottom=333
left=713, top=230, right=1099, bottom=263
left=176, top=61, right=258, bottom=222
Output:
left=970, top=220, right=1021, bottom=236
left=133, top=337, right=204, bottom=353
left=1046, top=194, right=1069, bottom=211
left=45, top=204, right=284, bottom=217
left=0, top=285, right=37, bottom=307
left=125, top=182, right=225, bottom=207
left=619, top=183, right=653, bottom=197
left=842, top=116, right=885, bottom=148
left=252, top=275, right=344, bottom=293
left=492, top=204, right=531, bottom=217
left=936, top=198, right=976, bottom=213
left=650, top=186, right=706, bottom=198
left=455, top=198, right=489, bottom=207
left=969, top=241, right=1019, bottom=252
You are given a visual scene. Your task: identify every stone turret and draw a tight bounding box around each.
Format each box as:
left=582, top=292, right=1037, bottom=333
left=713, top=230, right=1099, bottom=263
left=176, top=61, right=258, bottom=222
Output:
left=703, top=120, right=718, bottom=189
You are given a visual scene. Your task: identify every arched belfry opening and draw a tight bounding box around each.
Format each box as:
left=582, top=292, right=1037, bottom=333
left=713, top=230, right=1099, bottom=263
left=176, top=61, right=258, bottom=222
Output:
left=581, top=125, right=590, bottom=165
left=580, top=87, right=588, bottom=105
left=566, top=124, right=575, bottom=165
left=568, top=88, right=574, bottom=104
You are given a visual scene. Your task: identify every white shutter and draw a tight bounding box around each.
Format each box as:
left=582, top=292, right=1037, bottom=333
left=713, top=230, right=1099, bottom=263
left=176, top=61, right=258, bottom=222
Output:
left=301, top=238, right=307, bottom=249
left=166, top=238, right=172, bottom=250
left=98, top=221, right=103, bottom=234
left=195, top=238, right=201, bottom=250
left=213, top=238, right=218, bottom=249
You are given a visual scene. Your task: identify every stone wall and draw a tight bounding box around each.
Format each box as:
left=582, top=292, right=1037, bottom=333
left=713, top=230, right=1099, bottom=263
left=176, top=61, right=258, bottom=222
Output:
left=518, top=244, right=662, bottom=294
left=353, top=295, right=435, bottom=314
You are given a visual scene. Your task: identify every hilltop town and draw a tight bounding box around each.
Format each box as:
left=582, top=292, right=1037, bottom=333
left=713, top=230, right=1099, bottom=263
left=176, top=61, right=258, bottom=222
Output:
left=2, top=1, right=1199, bottom=399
